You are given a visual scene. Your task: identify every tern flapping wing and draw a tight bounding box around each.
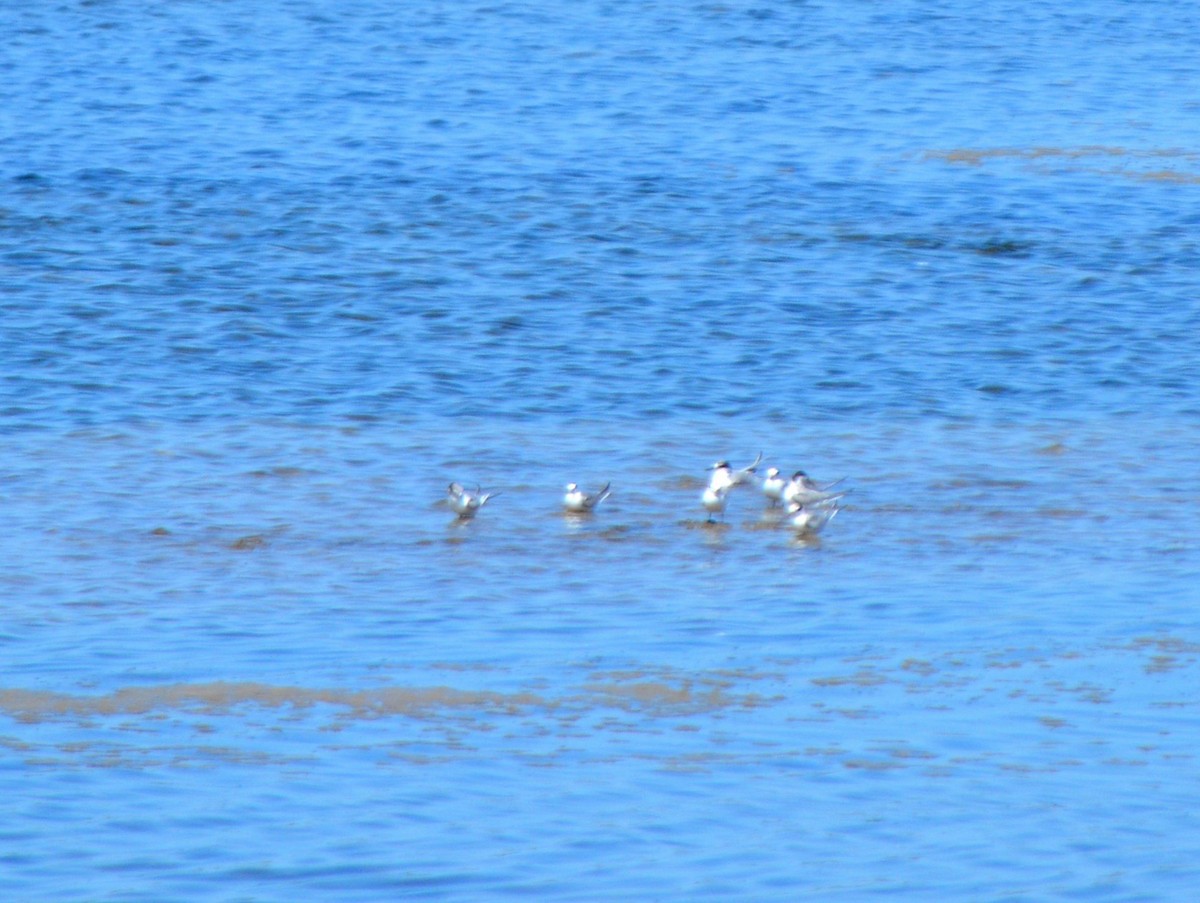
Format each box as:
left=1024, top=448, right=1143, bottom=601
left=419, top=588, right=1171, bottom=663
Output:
left=564, top=481, right=612, bottom=513
left=782, top=470, right=848, bottom=508
left=447, top=482, right=499, bottom=517
left=783, top=485, right=847, bottom=507
left=736, top=451, right=764, bottom=482
left=787, top=502, right=841, bottom=535
left=708, top=452, right=763, bottom=491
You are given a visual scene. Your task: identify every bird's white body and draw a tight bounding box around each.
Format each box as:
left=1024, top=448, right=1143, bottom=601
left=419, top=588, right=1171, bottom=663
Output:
left=761, top=466, right=786, bottom=506
left=447, top=482, right=498, bottom=518
left=701, top=484, right=731, bottom=521
left=701, top=453, right=762, bottom=522
left=563, top=482, right=611, bottom=513
left=708, top=465, right=738, bottom=494
left=707, top=452, right=762, bottom=491
left=782, top=471, right=845, bottom=508
left=787, top=502, right=840, bottom=535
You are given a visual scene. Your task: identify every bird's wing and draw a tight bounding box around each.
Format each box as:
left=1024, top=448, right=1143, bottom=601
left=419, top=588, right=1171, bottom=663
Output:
left=741, top=451, right=764, bottom=473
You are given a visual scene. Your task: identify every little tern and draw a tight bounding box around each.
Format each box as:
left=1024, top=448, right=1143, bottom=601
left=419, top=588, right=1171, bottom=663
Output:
left=447, top=482, right=499, bottom=518
left=563, top=482, right=612, bottom=513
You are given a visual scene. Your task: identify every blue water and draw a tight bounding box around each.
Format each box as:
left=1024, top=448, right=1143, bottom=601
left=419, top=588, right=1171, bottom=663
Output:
left=3, top=1, right=1200, bottom=899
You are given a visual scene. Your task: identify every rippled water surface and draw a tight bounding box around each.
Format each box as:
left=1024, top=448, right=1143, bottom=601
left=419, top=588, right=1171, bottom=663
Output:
left=3, top=1, right=1200, bottom=899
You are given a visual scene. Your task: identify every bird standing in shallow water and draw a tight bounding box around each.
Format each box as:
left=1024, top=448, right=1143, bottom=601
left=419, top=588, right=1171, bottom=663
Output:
left=782, top=470, right=845, bottom=508
left=761, top=466, right=786, bottom=508
left=787, top=501, right=841, bottom=535
left=707, top=452, right=762, bottom=494
left=447, top=482, right=498, bottom=518
left=701, top=483, right=732, bottom=523
left=563, top=482, right=611, bottom=513
left=701, top=453, right=761, bottom=523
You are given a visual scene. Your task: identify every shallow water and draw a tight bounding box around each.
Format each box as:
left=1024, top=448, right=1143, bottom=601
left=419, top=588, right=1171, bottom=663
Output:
left=2, top=1, right=1200, bottom=899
